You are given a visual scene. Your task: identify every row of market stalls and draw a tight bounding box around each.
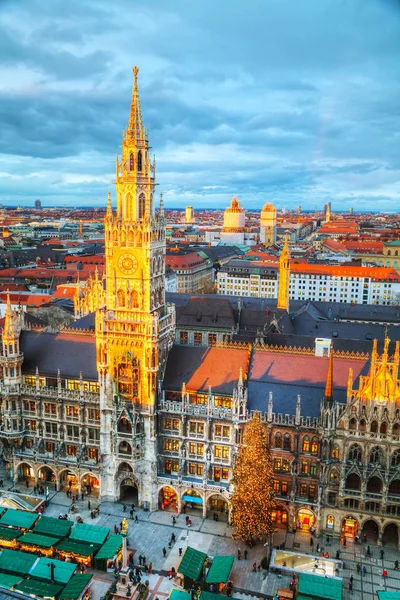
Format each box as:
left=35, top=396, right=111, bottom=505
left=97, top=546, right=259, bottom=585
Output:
left=175, top=547, right=235, bottom=594
left=0, top=508, right=124, bottom=599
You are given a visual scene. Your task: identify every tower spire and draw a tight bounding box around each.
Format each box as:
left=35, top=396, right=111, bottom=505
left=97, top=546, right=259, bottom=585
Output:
left=277, top=233, right=290, bottom=311
left=324, top=346, right=334, bottom=404
left=127, top=66, right=144, bottom=141
left=3, top=292, right=14, bottom=339
left=106, top=191, right=112, bottom=218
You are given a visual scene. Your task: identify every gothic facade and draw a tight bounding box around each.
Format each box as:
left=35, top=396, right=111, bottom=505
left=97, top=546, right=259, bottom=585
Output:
left=0, top=69, right=399, bottom=548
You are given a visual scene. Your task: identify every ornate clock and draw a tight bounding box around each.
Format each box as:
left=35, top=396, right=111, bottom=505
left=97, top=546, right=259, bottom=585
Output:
left=118, top=253, right=138, bottom=275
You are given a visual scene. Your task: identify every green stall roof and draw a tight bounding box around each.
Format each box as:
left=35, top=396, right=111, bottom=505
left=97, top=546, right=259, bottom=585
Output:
left=30, top=557, right=76, bottom=584
left=202, top=593, right=236, bottom=600
left=178, top=547, right=207, bottom=581
left=0, top=528, right=23, bottom=541
left=206, top=556, right=234, bottom=583
left=169, top=591, right=192, bottom=600
left=20, top=532, right=60, bottom=548
left=0, top=573, right=22, bottom=589
left=69, top=522, right=109, bottom=546
left=95, top=535, right=122, bottom=560
left=0, top=548, right=37, bottom=575
left=377, top=594, right=400, bottom=600
left=15, top=578, right=64, bottom=599
left=34, top=516, right=73, bottom=539
left=0, top=509, right=39, bottom=530
left=56, top=540, right=97, bottom=557
left=298, top=573, right=342, bottom=600
left=59, top=574, right=93, bottom=600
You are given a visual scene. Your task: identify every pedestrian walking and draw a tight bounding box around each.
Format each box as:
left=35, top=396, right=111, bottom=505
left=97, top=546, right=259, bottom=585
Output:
left=310, top=536, right=313, bottom=547
left=316, top=543, right=320, bottom=553
left=383, top=568, right=388, bottom=579
left=26, top=480, right=29, bottom=488
left=343, top=537, right=347, bottom=547
left=366, top=545, right=371, bottom=557
left=88, top=500, right=91, bottom=510
left=135, top=515, right=138, bottom=523
left=130, top=509, right=134, bottom=520
left=149, top=562, right=153, bottom=574
left=356, top=563, right=361, bottom=574
left=380, top=549, right=384, bottom=560
left=348, top=580, right=353, bottom=593
left=244, top=549, right=248, bottom=560
left=237, top=549, right=241, bottom=560
left=123, top=504, right=127, bottom=512
left=395, top=560, right=399, bottom=570
left=350, top=575, right=353, bottom=585
left=172, top=516, right=176, bottom=525
left=179, top=547, right=183, bottom=556
left=252, top=562, right=257, bottom=572
left=163, top=547, right=167, bottom=557
left=362, top=566, right=367, bottom=576
left=81, top=492, right=84, bottom=501
left=336, top=550, right=340, bottom=560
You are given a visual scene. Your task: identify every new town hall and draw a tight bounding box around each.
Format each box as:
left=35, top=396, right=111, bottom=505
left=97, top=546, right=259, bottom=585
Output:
left=1, top=69, right=400, bottom=547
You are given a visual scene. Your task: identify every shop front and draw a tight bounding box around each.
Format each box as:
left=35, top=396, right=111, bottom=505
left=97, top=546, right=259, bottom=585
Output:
left=341, top=516, right=359, bottom=539
left=81, top=474, right=100, bottom=497
left=182, top=490, right=203, bottom=512
left=272, top=507, right=288, bottom=529
left=159, top=486, right=178, bottom=511
left=295, top=508, right=315, bottom=531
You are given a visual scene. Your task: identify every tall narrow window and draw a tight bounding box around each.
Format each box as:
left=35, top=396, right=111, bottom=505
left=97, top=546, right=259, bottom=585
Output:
left=138, top=193, right=146, bottom=219
left=129, top=152, right=134, bottom=171
left=117, top=289, right=125, bottom=307
left=137, top=150, right=142, bottom=171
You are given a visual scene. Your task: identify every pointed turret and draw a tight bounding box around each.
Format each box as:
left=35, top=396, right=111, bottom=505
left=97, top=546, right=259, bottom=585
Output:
left=127, top=66, right=144, bottom=142
left=159, top=192, right=164, bottom=216
left=277, top=234, right=290, bottom=311
left=106, top=191, right=113, bottom=219
left=3, top=292, right=15, bottom=340
left=324, top=346, right=334, bottom=404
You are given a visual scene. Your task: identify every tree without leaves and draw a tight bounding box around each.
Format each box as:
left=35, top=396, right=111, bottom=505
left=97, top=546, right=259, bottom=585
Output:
left=231, top=411, right=275, bottom=542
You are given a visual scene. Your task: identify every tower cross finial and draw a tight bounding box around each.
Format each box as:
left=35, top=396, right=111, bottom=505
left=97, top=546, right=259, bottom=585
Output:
left=127, top=65, right=143, bottom=140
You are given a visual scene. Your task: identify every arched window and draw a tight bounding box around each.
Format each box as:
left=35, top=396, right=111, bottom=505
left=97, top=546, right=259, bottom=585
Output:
left=283, top=434, right=291, bottom=451
left=391, top=450, right=400, bottom=467
left=302, top=437, right=310, bottom=452
left=393, top=423, right=400, bottom=437
left=129, top=152, right=134, bottom=171
left=348, top=444, right=362, bottom=462
left=380, top=422, right=387, bottom=434
left=359, top=419, right=366, bottom=432
left=371, top=421, right=378, bottom=433
left=131, top=290, right=139, bottom=309
left=369, top=446, right=382, bottom=464
left=349, top=417, right=357, bottom=430
left=275, top=433, right=282, bottom=448
left=331, top=444, right=339, bottom=459
left=137, top=150, right=142, bottom=171
left=117, top=289, right=125, bottom=307
left=138, top=193, right=146, bottom=220
left=330, top=468, right=339, bottom=482
left=311, top=438, right=319, bottom=454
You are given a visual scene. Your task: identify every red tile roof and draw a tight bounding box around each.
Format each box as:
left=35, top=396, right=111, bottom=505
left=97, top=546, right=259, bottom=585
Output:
left=290, top=263, right=400, bottom=281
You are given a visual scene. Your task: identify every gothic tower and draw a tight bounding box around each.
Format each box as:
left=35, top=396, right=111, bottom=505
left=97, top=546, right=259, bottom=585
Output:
left=96, top=68, right=175, bottom=504
left=260, top=202, right=277, bottom=247
left=0, top=293, right=23, bottom=388
left=277, top=234, right=291, bottom=311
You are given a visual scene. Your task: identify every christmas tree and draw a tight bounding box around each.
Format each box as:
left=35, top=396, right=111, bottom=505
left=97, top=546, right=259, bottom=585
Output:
left=231, top=411, right=275, bottom=542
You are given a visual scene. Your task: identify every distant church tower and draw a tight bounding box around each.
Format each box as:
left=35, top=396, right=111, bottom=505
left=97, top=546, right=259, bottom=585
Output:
left=260, top=202, right=277, bottom=247
left=96, top=67, right=175, bottom=505
left=277, top=234, right=290, bottom=311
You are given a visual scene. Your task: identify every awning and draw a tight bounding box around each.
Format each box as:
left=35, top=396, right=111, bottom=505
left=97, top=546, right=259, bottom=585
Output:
left=178, top=546, right=207, bottom=580
left=169, top=590, right=192, bottom=600
left=94, top=535, right=123, bottom=560
left=15, top=578, right=64, bottom=599
left=34, top=516, right=73, bottom=539
left=0, top=573, right=22, bottom=590
left=206, top=556, right=234, bottom=583
left=0, top=548, right=37, bottom=575
left=69, top=522, right=109, bottom=546
left=20, top=532, right=60, bottom=548
left=30, top=557, right=77, bottom=584
left=56, top=540, right=98, bottom=557
left=376, top=594, right=400, bottom=600
left=59, top=574, right=93, bottom=600
left=0, top=508, right=39, bottom=530
left=0, top=528, right=23, bottom=541
left=182, top=495, right=203, bottom=505
left=298, top=573, right=342, bottom=600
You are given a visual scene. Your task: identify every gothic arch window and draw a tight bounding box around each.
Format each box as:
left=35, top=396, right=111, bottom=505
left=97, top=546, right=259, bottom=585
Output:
left=274, top=432, right=282, bottom=448
left=131, top=290, right=139, bottom=309
left=349, top=417, right=357, bottom=430
left=330, top=468, right=339, bottom=482
left=128, top=229, right=134, bottom=244
left=367, top=476, right=382, bottom=493
left=369, top=446, right=382, bottom=464
left=371, top=421, right=378, bottom=433
left=117, top=289, right=125, bottom=307
left=138, top=193, right=146, bottom=220
left=129, top=152, right=134, bottom=171
left=359, top=419, right=366, bottom=432
left=380, top=422, right=388, bottom=434
left=137, top=150, right=142, bottom=172
left=302, top=436, right=310, bottom=452
left=283, top=434, right=291, bottom=451
left=311, top=438, right=319, bottom=454
left=348, top=444, right=362, bottom=462
left=113, top=229, right=118, bottom=242
left=331, top=444, right=339, bottom=459
left=391, top=450, right=400, bottom=467
left=393, top=423, right=400, bottom=437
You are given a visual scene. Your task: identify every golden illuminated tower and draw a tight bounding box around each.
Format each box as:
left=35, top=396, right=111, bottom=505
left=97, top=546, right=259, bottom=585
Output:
left=96, top=67, right=175, bottom=503
left=277, top=234, right=290, bottom=311
left=0, top=293, right=23, bottom=387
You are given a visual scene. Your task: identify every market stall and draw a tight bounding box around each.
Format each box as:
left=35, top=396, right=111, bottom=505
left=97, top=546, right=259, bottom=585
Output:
left=0, top=508, right=39, bottom=531
left=69, top=522, right=110, bottom=546
left=15, top=578, right=64, bottom=599
left=33, top=515, right=73, bottom=540
left=0, top=573, right=23, bottom=590
left=94, top=534, right=123, bottom=571
left=59, top=574, right=93, bottom=600
left=0, top=527, right=23, bottom=549
left=169, top=590, right=192, bottom=600
left=29, top=556, right=77, bottom=585
left=205, top=556, right=234, bottom=592
left=177, top=546, right=207, bottom=589
left=0, top=548, right=37, bottom=576
left=296, top=573, right=342, bottom=600
left=55, top=540, right=98, bottom=567
left=19, top=532, right=60, bottom=557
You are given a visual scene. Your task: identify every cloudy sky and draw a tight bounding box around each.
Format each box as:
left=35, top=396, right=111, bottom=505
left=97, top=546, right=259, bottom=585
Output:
left=1, top=0, right=400, bottom=211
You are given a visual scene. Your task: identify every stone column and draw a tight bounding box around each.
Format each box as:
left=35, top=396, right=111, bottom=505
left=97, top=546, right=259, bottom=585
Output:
left=202, top=496, right=207, bottom=519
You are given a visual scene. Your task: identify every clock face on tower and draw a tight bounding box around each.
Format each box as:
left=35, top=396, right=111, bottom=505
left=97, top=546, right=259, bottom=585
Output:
left=118, top=253, right=138, bottom=275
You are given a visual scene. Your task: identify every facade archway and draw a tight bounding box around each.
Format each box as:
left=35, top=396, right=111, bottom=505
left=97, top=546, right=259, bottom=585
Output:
left=120, top=477, right=138, bottom=503
left=15, top=461, right=35, bottom=483
left=81, top=473, right=100, bottom=497
left=296, top=508, right=315, bottom=531
left=159, top=486, right=178, bottom=511
left=207, top=494, right=230, bottom=522
left=37, top=465, right=56, bottom=484
left=272, top=505, right=288, bottom=530
left=346, top=473, right=361, bottom=490
left=382, top=523, right=398, bottom=547
left=58, top=469, right=78, bottom=492
left=367, top=476, right=382, bottom=494
left=342, top=516, right=359, bottom=539
left=182, top=489, right=203, bottom=513
left=362, top=519, right=379, bottom=543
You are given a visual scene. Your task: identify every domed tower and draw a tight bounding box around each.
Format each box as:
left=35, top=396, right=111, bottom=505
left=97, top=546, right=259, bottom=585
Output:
left=222, top=196, right=246, bottom=231
left=260, top=202, right=277, bottom=247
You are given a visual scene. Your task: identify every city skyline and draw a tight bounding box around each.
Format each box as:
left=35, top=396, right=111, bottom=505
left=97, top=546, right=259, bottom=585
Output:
left=1, top=0, right=400, bottom=211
